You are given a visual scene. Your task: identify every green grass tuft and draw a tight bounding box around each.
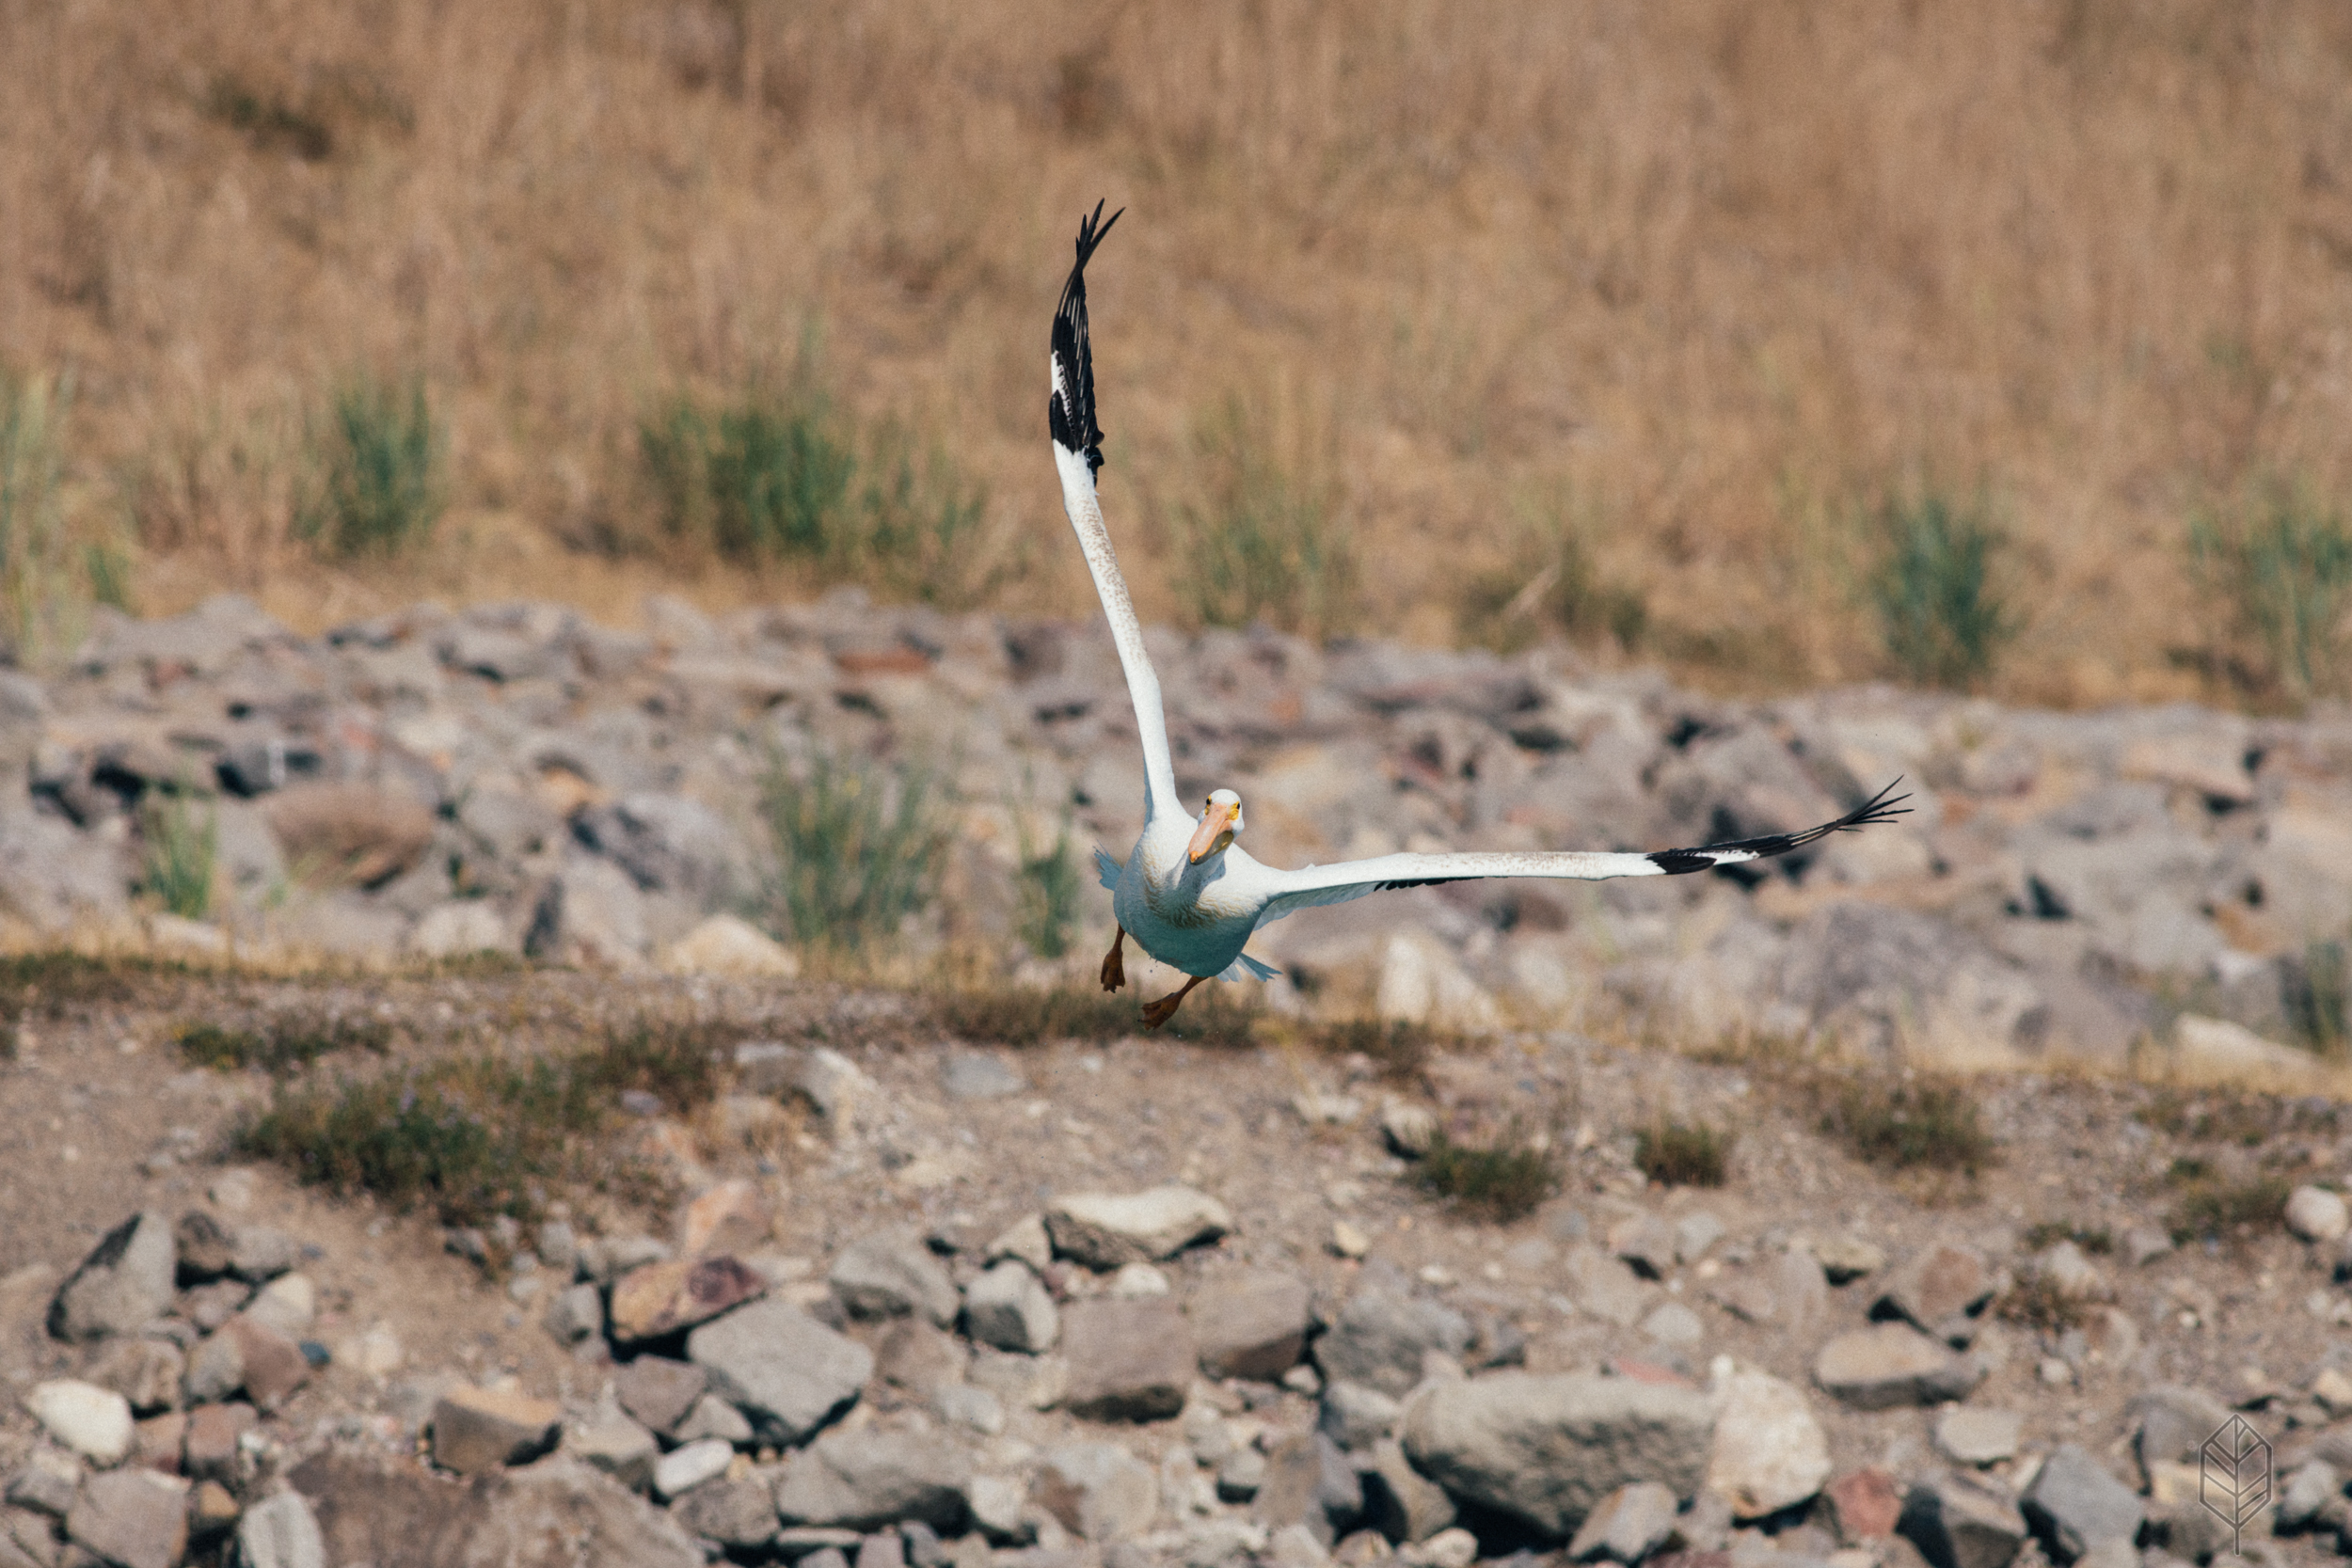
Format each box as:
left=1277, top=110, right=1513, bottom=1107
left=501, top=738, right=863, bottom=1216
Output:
left=2285, top=940, right=2350, bottom=1056
left=138, top=784, right=217, bottom=920
left=2021, top=1220, right=2113, bottom=1255
left=1868, top=486, right=2018, bottom=689
left=1819, top=1072, right=1997, bottom=1175
left=1170, top=396, right=1356, bottom=641
left=2189, top=477, right=2352, bottom=700
left=300, top=373, right=445, bottom=557
left=1460, top=491, right=1647, bottom=655
left=2165, top=1162, right=2290, bottom=1244
left=758, top=751, right=949, bottom=953
left=1014, top=818, right=1084, bottom=960
left=176, top=1016, right=392, bottom=1074
left=1995, top=1273, right=2087, bottom=1332
left=1633, top=1117, right=1732, bottom=1187
left=934, top=985, right=1260, bottom=1050
left=1309, top=1017, right=1454, bottom=1083
left=1413, top=1127, right=1558, bottom=1223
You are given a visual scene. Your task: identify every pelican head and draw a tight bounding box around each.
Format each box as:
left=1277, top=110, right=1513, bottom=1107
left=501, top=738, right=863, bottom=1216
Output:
left=1186, top=788, right=1245, bottom=863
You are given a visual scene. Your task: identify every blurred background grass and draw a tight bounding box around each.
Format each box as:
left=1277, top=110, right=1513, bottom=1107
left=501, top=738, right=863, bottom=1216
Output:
left=3, top=1, right=2350, bottom=707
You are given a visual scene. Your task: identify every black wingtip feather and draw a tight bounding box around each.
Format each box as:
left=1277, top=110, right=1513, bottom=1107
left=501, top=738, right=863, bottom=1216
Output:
left=1050, top=199, right=1123, bottom=475
left=1645, top=777, right=1913, bottom=877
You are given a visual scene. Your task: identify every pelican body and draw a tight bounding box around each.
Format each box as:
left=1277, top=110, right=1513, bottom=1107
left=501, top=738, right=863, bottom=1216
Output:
left=1047, top=203, right=1907, bottom=1027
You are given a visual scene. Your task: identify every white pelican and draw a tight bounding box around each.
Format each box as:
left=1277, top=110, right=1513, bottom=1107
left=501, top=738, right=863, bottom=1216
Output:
left=1048, top=202, right=1908, bottom=1028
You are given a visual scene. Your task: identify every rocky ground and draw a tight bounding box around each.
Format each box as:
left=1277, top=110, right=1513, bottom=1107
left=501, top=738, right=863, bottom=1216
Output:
left=1, top=591, right=2349, bottom=1084
left=4, top=963, right=2352, bottom=1568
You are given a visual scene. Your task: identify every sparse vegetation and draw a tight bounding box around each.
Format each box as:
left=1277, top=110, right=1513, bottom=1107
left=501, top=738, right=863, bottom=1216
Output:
left=757, top=752, right=949, bottom=954
left=0, top=371, right=116, bottom=667
left=934, top=985, right=1260, bottom=1050
left=1168, top=397, right=1356, bottom=641
left=230, top=1016, right=732, bottom=1227
left=2021, top=1220, right=2113, bottom=1255
left=298, top=373, right=444, bottom=558
left=2164, top=1159, right=2290, bottom=1244
left=1867, top=486, right=2018, bottom=689
left=1633, top=1117, right=1732, bottom=1187
left=138, top=784, right=218, bottom=920
left=2284, top=941, right=2350, bottom=1056
left=1014, top=817, right=1084, bottom=960
left=1995, top=1273, right=2086, bottom=1333
left=176, top=1015, right=392, bottom=1074
left=2189, top=478, right=2352, bottom=700
left=1459, top=493, right=1647, bottom=655
left=1308, top=1017, right=1452, bottom=1083
left=1819, top=1071, right=1997, bottom=1175
left=1414, top=1127, right=1558, bottom=1223
left=2134, top=1089, right=2276, bottom=1146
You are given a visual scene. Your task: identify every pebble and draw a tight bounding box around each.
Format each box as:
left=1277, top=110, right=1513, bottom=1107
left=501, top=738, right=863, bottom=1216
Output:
left=652, top=1437, right=737, bottom=1500
left=27, top=1379, right=135, bottom=1465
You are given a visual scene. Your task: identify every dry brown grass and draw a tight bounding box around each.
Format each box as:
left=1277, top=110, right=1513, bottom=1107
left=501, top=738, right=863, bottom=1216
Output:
left=5, top=3, right=2351, bottom=705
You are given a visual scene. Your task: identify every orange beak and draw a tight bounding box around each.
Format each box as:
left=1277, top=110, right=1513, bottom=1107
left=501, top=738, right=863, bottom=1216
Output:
left=1186, top=799, right=1240, bottom=863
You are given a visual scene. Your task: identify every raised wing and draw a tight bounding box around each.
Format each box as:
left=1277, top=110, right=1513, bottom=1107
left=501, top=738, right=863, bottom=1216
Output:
left=1049, top=201, right=1179, bottom=821
left=1255, top=779, right=1912, bottom=925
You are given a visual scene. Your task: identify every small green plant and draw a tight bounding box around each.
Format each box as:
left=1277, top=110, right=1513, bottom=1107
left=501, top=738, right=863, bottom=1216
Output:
left=1309, top=1017, right=1454, bottom=1082
left=1633, top=1117, right=1732, bottom=1187
left=1014, top=817, right=1084, bottom=960
left=2135, top=1089, right=2273, bottom=1146
left=1995, top=1273, right=2086, bottom=1333
left=2284, top=941, right=2350, bottom=1055
left=759, top=752, right=949, bottom=953
left=1867, top=486, right=2018, bottom=688
left=139, top=784, right=218, bottom=920
left=1169, top=397, right=1357, bottom=640
left=1460, top=493, right=1646, bottom=655
left=299, top=372, right=444, bottom=557
left=2189, top=477, right=2352, bottom=699
left=2021, top=1220, right=2114, bottom=1255
left=1819, top=1071, right=1997, bottom=1175
left=2165, top=1162, right=2290, bottom=1244
left=1414, top=1127, right=1558, bottom=1223
left=0, top=371, right=106, bottom=666
left=176, top=1016, right=393, bottom=1074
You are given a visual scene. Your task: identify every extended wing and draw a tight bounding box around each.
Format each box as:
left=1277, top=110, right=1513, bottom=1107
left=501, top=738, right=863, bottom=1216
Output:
left=1049, top=201, right=1180, bottom=822
left=1254, top=779, right=1911, bottom=925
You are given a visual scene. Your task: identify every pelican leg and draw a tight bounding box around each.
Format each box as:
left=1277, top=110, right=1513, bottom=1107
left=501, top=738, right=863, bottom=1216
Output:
left=1140, top=974, right=1208, bottom=1030
left=1100, top=927, right=1127, bottom=993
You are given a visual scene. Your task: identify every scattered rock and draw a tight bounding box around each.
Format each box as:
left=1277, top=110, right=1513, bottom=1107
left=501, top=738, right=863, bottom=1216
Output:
left=1032, top=1442, right=1159, bottom=1542
left=1877, top=1243, right=1994, bottom=1335
left=570, top=1415, right=661, bottom=1494
left=1814, top=1235, right=1886, bottom=1284
left=544, top=1281, right=605, bottom=1345
left=2019, top=1444, right=2144, bottom=1565
left=940, top=1053, right=1025, bottom=1101
left=1675, top=1212, right=1725, bottom=1265
left=7, top=1449, right=80, bottom=1517
left=963, top=1261, right=1059, bottom=1354
left=1320, top=1382, right=1403, bottom=1451
left=771, top=1428, right=971, bottom=1531
left=986, top=1214, right=1054, bottom=1272
left=1608, top=1214, right=1677, bottom=1279
left=429, top=1384, right=564, bottom=1474
left=86, top=1337, right=183, bottom=1416
left=609, top=1255, right=768, bottom=1345
left=1358, top=1437, right=1456, bottom=1545
left=1315, top=1289, right=1471, bottom=1398
left=1190, top=1271, right=1311, bottom=1381
left=1563, top=1245, right=1655, bottom=1328
left=659, top=913, right=800, bottom=978
left=1815, top=1324, right=1985, bottom=1409
left=235, top=1490, right=326, bottom=1568
left=1044, top=1187, right=1233, bottom=1268
left=66, top=1469, right=187, bottom=1568
left=1059, top=1296, right=1195, bottom=1421
left=1400, top=1371, right=1715, bottom=1537
left=680, top=1179, right=774, bottom=1259
left=183, top=1402, right=257, bottom=1483
left=1707, top=1370, right=1830, bottom=1520
left=1825, top=1467, right=1903, bottom=1541
left=1898, top=1471, right=2029, bottom=1568
left=1935, top=1408, right=2023, bottom=1467
left=1566, top=1481, right=1679, bottom=1563
left=652, top=1438, right=736, bottom=1501
left=688, top=1299, right=873, bottom=1445
left=1253, top=1431, right=1362, bottom=1547
left=831, top=1229, right=962, bottom=1327
left=615, top=1356, right=708, bottom=1435
left=674, top=1393, right=755, bottom=1447
left=26, top=1379, right=134, bottom=1465
left=671, top=1475, right=782, bottom=1549
left=2287, top=1185, right=2350, bottom=1244
left=48, top=1212, right=176, bottom=1342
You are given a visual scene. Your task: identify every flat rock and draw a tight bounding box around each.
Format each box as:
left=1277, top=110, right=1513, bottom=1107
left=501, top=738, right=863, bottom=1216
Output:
left=609, top=1256, right=767, bottom=1345
left=771, top=1427, right=971, bottom=1531
left=1563, top=1245, right=1655, bottom=1328
left=569, top=1415, right=660, bottom=1494
left=429, top=1384, right=563, bottom=1474
left=1815, top=1324, right=1985, bottom=1409
left=7, top=1449, right=80, bottom=1517
left=1059, top=1296, right=1195, bottom=1421
left=963, top=1261, right=1059, bottom=1354
left=66, top=1469, right=187, bottom=1568
left=1401, top=1371, right=1716, bottom=1538
left=1044, top=1186, right=1232, bottom=1267
left=1675, top=1212, right=1726, bottom=1264
left=1814, top=1235, right=1886, bottom=1284
left=1826, top=1467, right=1903, bottom=1541
left=1320, top=1382, right=1403, bottom=1452
left=987, top=1214, right=1054, bottom=1272
left=687, top=1299, right=872, bottom=1445
left=615, top=1356, right=707, bottom=1435
left=1190, top=1271, right=1311, bottom=1381
left=1708, top=1370, right=1831, bottom=1519
left=1031, top=1442, right=1160, bottom=1543
left=2019, top=1444, right=2144, bottom=1565
left=235, top=1490, right=326, bottom=1568
left=1314, top=1289, right=1471, bottom=1398
left=830, top=1229, right=961, bottom=1326
left=1936, top=1407, right=2023, bottom=1467
left=652, top=1438, right=735, bottom=1501
left=659, top=913, right=799, bottom=978
left=1253, top=1431, right=1362, bottom=1547
left=670, top=1475, right=780, bottom=1548
left=1877, top=1243, right=1994, bottom=1334
left=1567, top=1481, right=1679, bottom=1563
left=679, top=1180, right=773, bottom=1259
left=877, top=1319, right=972, bottom=1396
left=940, top=1053, right=1025, bottom=1101
left=1608, top=1215, right=1678, bottom=1279
left=2129, top=1385, right=2231, bottom=1484
left=1898, top=1471, right=2028, bottom=1568
left=49, top=1212, right=176, bottom=1342
left=674, top=1393, right=754, bottom=1446
left=302, top=1449, right=703, bottom=1568
left=27, top=1379, right=134, bottom=1465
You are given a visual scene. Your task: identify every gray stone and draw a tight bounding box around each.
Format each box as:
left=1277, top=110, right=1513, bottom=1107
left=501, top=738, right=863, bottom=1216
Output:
left=1567, top=1481, right=1679, bottom=1563
left=1641, top=1302, right=1703, bottom=1346
left=1060, top=1296, right=1195, bottom=1421
left=1675, top=1212, right=1726, bottom=1264
left=236, top=1490, right=326, bottom=1568
left=963, top=1261, right=1059, bottom=1354
left=1319, top=1382, right=1402, bottom=1451
left=66, top=1469, right=186, bottom=1568
left=1217, top=1446, right=1267, bottom=1503
left=2276, top=1460, right=2341, bottom=1532
left=1190, top=1272, right=1311, bottom=1381
left=1813, top=1235, right=1887, bottom=1284
left=573, top=792, right=748, bottom=908
left=1708, top=1370, right=1830, bottom=1520
left=460, top=1452, right=706, bottom=1567
left=0, top=809, right=131, bottom=933
left=1359, top=1438, right=1456, bottom=1545
left=830, top=1229, right=961, bottom=1328
left=7, top=1450, right=79, bottom=1518
left=229, top=1225, right=297, bottom=1283
left=855, top=1530, right=906, bottom=1568
left=49, top=1212, right=176, bottom=1342
left=1032, top=1443, right=1160, bottom=1543
left=1608, top=1215, right=1677, bottom=1279
left=1935, top=1408, right=2023, bottom=1467
left=1253, top=1432, right=1361, bottom=1547
left=987, top=1214, right=1054, bottom=1272
left=1563, top=1245, right=1655, bottom=1328
left=429, top=1384, right=563, bottom=1474
left=877, top=1319, right=971, bottom=1397
left=568, top=1415, right=660, bottom=1494
left=615, top=1356, right=707, bottom=1435
left=1815, top=1325, right=1985, bottom=1410
left=26, top=1379, right=134, bottom=1465
left=1898, top=1471, right=2028, bottom=1568
left=771, top=1428, right=970, bottom=1532
left=579, top=1233, right=671, bottom=1285
left=1877, top=1243, right=1994, bottom=1335
left=1400, top=1371, right=1716, bottom=1538
left=652, top=1439, right=736, bottom=1501
left=1314, top=1290, right=1471, bottom=1399
left=670, top=1476, right=780, bottom=1550
left=687, top=1299, right=872, bottom=1445
left=85, top=1338, right=183, bottom=1416
left=673, top=1393, right=755, bottom=1447
left=933, top=1384, right=1005, bottom=1435
left=940, top=1053, right=1026, bottom=1101
left=1044, top=1187, right=1233, bottom=1268
left=2019, top=1444, right=2144, bottom=1565
left=2121, top=1227, right=2173, bottom=1268
left=2129, top=1385, right=2232, bottom=1485
left=543, top=1282, right=604, bottom=1346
